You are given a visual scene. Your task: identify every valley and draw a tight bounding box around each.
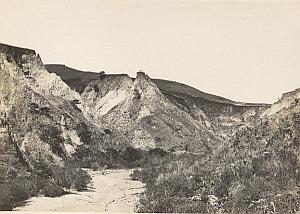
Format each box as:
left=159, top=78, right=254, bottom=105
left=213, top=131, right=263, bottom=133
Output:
left=0, top=43, right=299, bottom=213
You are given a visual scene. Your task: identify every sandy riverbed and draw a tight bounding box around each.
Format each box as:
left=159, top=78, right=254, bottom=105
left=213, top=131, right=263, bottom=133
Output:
left=14, top=169, right=145, bottom=212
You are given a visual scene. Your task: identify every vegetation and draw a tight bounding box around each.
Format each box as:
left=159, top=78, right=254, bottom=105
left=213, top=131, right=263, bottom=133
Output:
left=132, top=150, right=299, bottom=213
left=51, top=161, right=91, bottom=191
left=0, top=159, right=91, bottom=210
left=75, top=145, right=168, bottom=169
left=131, top=112, right=300, bottom=213
left=0, top=176, right=38, bottom=211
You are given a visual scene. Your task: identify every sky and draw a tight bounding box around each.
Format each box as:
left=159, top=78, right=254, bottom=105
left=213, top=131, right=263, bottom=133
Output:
left=0, top=0, right=299, bottom=103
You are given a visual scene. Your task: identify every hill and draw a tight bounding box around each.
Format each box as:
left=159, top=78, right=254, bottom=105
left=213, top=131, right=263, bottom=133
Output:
left=46, top=64, right=270, bottom=141
left=1, top=43, right=298, bottom=213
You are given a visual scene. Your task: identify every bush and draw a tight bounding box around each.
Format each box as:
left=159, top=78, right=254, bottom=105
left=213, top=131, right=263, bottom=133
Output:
left=0, top=183, right=14, bottom=211
left=41, top=181, right=65, bottom=197
left=10, top=177, right=38, bottom=201
left=51, top=162, right=91, bottom=191
left=73, top=169, right=91, bottom=191
left=130, top=169, right=142, bottom=181
left=91, top=162, right=101, bottom=171
left=0, top=176, right=39, bottom=211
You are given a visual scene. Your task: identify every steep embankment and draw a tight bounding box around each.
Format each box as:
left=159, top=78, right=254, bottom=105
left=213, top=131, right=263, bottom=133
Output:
left=47, top=65, right=220, bottom=151
left=0, top=43, right=129, bottom=170
left=213, top=89, right=300, bottom=213
left=45, top=64, right=99, bottom=93
left=262, top=88, right=300, bottom=117
left=131, top=88, right=300, bottom=213
left=0, top=43, right=130, bottom=210
left=46, top=64, right=270, bottom=145
left=151, top=79, right=270, bottom=139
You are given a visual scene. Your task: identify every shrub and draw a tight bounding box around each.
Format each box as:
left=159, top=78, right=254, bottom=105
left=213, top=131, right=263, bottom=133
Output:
left=73, top=169, right=91, bottom=191
left=0, top=176, right=39, bottom=211
left=51, top=162, right=91, bottom=191
left=10, top=177, right=38, bottom=201
left=0, top=183, right=13, bottom=211
left=91, top=162, right=101, bottom=171
left=41, top=181, right=65, bottom=197
left=130, top=169, right=142, bottom=181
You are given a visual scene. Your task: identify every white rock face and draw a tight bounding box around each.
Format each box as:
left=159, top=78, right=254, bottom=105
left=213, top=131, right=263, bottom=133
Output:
left=80, top=74, right=134, bottom=119
left=0, top=53, right=27, bottom=113
left=22, top=54, right=81, bottom=101
left=262, top=88, right=300, bottom=117
left=138, top=105, right=151, bottom=119
left=61, top=120, right=82, bottom=156
left=131, top=129, right=156, bottom=150
left=0, top=44, right=129, bottom=175
left=33, top=71, right=81, bottom=101
left=0, top=51, right=81, bottom=104
left=78, top=72, right=221, bottom=151
left=20, top=133, right=63, bottom=166
left=90, top=87, right=131, bottom=116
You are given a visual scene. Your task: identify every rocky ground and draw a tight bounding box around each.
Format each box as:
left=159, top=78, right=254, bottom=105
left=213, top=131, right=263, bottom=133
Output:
left=14, top=169, right=145, bottom=212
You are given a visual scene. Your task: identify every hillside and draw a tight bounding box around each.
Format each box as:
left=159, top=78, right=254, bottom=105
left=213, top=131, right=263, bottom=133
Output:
left=46, top=64, right=270, bottom=141
left=0, top=43, right=134, bottom=210
left=133, top=88, right=300, bottom=213
left=45, top=64, right=269, bottom=107
left=152, top=79, right=269, bottom=106
left=0, top=43, right=299, bottom=213
left=79, top=71, right=222, bottom=152
left=45, top=64, right=99, bottom=93
left=262, top=88, right=300, bottom=117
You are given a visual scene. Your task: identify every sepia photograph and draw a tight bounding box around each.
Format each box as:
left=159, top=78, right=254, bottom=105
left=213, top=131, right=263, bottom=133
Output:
left=0, top=0, right=299, bottom=213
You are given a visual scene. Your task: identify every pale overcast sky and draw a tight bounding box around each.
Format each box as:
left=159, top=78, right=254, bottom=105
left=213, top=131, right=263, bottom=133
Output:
left=0, top=0, right=299, bottom=103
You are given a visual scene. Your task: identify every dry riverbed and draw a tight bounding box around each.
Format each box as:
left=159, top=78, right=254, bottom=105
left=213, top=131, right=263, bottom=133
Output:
left=14, top=169, right=145, bottom=212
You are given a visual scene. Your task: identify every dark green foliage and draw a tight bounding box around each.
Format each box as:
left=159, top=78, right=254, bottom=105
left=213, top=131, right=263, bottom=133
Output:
left=132, top=153, right=211, bottom=212
left=0, top=160, right=91, bottom=210
left=0, top=183, right=13, bottom=211
left=138, top=192, right=209, bottom=213
left=0, top=176, right=39, bottom=210
left=49, top=161, right=91, bottom=191
left=134, top=135, right=300, bottom=213
left=77, top=122, right=95, bottom=144
left=41, top=181, right=65, bottom=197
left=91, top=162, right=102, bottom=171
left=136, top=165, right=216, bottom=213
left=39, top=125, right=66, bottom=158
left=75, top=145, right=167, bottom=169
left=130, top=169, right=142, bottom=180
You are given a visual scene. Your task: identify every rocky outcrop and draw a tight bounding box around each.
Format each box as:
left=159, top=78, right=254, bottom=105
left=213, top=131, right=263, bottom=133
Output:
left=0, top=43, right=129, bottom=183
left=163, top=90, right=269, bottom=140
left=74, top=71, right=221, bottom=152
left=0, top=43, right=36, bottom=66
left=0, top=44, right=80, bottom=102
left=46, top=64, right=270, bottom=148
left=262, top=88, right=300, bottom=117
left=45, top=64, right=99, bottom=93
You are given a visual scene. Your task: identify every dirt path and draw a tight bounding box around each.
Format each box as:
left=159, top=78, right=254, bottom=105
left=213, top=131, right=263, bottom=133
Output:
left=14, top=169, right=145, bottom=212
